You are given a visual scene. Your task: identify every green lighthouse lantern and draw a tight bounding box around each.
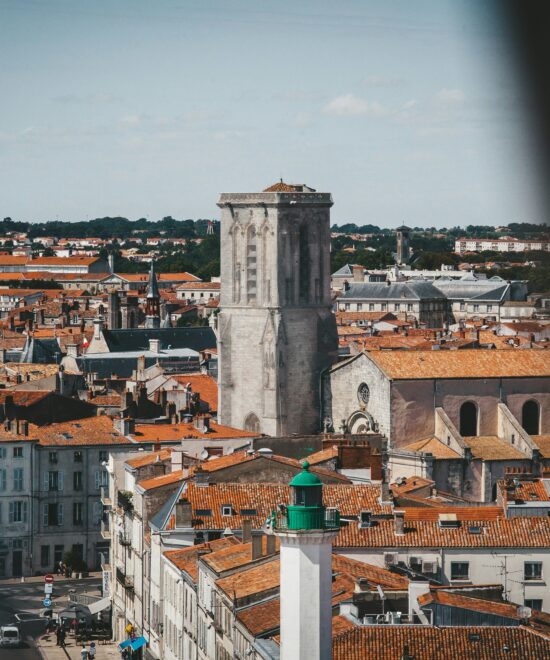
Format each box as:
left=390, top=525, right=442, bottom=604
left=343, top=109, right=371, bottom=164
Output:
left=283, top=462, right=340, bottom=531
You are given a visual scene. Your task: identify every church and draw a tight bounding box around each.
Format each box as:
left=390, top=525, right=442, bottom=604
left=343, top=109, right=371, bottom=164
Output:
left=217, top=183, right=550, bottom=498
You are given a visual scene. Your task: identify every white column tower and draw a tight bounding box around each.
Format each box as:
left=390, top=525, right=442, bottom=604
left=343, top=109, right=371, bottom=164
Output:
left=273, top=462, right=340, bottom=660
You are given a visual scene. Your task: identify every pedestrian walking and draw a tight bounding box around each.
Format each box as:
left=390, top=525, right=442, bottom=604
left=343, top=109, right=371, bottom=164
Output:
left=88, top=642, right=96, bottom=659
left=60, top=628, right=66, bottom=648
left=81, top=645, right=89, bottom=660
left=56, top=626, right=61, bottom=646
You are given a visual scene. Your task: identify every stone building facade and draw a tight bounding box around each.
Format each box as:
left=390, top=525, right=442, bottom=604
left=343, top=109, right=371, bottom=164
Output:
left=217, top=183, right=337, bottom=436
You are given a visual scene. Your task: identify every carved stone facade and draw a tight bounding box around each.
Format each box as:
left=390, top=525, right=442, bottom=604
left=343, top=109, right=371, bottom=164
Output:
left=217, top=188, right=338, bottom=436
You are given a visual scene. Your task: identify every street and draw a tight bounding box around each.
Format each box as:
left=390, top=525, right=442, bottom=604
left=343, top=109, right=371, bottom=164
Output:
left=0, top=577, right=102, bottom=659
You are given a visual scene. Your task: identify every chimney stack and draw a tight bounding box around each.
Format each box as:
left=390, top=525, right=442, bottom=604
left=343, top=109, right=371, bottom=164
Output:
left=251, top=531, right=263, bottom=560
left=394, top=510, right=405, bottom=536
left=242, top=518, right=252, bottom=543
left=175, top=499, right=192, bottom=528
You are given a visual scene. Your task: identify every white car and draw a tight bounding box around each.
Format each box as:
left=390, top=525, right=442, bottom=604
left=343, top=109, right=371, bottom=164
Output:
left=0, top=625, right=21, bottom=648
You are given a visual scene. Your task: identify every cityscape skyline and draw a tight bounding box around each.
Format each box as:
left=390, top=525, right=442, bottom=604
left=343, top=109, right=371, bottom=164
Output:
left=1, top=0, right=544, bottom=227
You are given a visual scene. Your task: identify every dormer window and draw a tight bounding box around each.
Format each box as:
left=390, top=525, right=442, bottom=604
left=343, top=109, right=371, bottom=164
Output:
left=221, top=505, right=233, bottom=517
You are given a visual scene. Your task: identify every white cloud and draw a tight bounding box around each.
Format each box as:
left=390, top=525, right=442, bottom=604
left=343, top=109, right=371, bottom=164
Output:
left=323, top=94, right=386, bottom=117
left=364, top=75, right=404, bottom=88
left=120, top=115, right=142, bottom=126
left=402, top=99, right=417, bottom=110
left=435, top=88, right=465, bottom=105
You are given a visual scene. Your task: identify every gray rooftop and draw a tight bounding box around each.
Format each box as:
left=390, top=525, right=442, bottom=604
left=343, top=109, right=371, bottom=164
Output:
left=339, top=281, right=446, bottom=301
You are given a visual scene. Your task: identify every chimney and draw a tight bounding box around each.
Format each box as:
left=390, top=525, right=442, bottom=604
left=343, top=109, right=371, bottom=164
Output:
left=352, top=265, right=364, bottom=283
left=108, top=253, right=115, bottom=274
left=242, top=519, right=252, bottom=543
left=0, top=349, right=6, bottom=364
left=394, top=510, right=405, bottom=536
left=22, top=421, right=29, bottom=436
left=343, top=280, right=350, bottom=292
left=66, top=343, right=80, bottom=358
left=266, top=533, right=276, bottom=556
left=251, top=531, right=263, bottom=560
left=93, top=317, right=103, bottom=341
left=175, top=499, right=192, bottom=528
left=148, top=338, right=161, bottom=354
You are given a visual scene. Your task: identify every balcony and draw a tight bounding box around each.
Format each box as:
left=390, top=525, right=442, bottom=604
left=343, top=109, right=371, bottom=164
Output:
left=116, top=567, right=134, bottom=590
left=101, top=518, right=111, bottom=539
left=274, top=506, right=340, bottom=532
left=100, top=486, right=112, bottom=507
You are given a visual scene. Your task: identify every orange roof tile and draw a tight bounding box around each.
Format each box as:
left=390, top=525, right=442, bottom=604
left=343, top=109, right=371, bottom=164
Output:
left=418, top=589, right=526, bottom=620
left=138, top=469, right=186, bottom=491
left=163, top=536, right=240, bottom=581
left=464, top=436, right=527, bottom=461
left=125, top=448, right=173, bottom=469
left=367, top=348, right=550, bottom=379
left=533, top=436, right=550, bottom=459
left=402, top=437, right=462, bottom=459
left=333, top=626, right=550, bottom=660
left=497, top=478, right=550, bottom=503
left=201, top=536, right=280, bottom=574
left=133, top=420, right=257, bottom=442
left=176, top=281, right=220, bottom=290
left=303, top=445, right=339, bottom=465
left=171, top=374, right=218, bottom=410
left=216, top=557, right=280, bottom=601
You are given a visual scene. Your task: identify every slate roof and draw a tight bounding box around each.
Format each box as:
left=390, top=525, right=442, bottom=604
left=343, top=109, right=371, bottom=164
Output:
left=100, top=327, right=216, bottom=353
left=433, top=278, right=510, bottom=301
left=332, top=264, right=354, bottom=277
left=20, top=336, right=62, bottom=364
left=338, top=281, right=446, bottom=301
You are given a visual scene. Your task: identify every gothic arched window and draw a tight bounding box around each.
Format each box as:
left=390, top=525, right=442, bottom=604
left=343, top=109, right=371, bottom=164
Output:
left=244, top=412, right=261, bottom=434
left=299, top=224, right=310, bottom=303
left=460, top=401, right=478, bottom=437
left=246, top=226, right=257, bottom=304
left=522, top=400, right=540, bottom=436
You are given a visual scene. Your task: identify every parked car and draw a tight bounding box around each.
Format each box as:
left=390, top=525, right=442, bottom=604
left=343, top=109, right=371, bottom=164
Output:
left=0, top=625, right=21, bottom=648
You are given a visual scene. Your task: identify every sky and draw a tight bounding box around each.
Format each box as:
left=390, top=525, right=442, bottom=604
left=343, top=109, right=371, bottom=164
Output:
left=0, top=0, right=543, bottom=227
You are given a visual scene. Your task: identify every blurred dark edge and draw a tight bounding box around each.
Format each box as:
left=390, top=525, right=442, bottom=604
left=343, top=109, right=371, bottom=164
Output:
left=499, top=1, right=550, bottom=222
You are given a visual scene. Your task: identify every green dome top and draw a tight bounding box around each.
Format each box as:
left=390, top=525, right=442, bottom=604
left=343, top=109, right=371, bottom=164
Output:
left=289, top=461, right=322, bottom=487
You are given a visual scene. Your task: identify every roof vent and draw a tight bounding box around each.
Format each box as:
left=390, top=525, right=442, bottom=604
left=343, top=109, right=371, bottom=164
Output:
left=257, top=448, right=273, bottom=457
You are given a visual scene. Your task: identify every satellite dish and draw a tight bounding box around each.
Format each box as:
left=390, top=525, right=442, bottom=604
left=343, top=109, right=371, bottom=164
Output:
left=200, top=449, right=209, bottom=460
left=517, top=606, right=532, bottom=619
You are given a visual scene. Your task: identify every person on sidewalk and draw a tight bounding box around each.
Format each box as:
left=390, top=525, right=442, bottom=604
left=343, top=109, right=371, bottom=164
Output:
left=60, top=628, right=66, bottom=648
left=81, top=645, right=89, bottom=660
left=56, top=627, right=62, bottom=646
left=88, top=642, right=96, bottom=659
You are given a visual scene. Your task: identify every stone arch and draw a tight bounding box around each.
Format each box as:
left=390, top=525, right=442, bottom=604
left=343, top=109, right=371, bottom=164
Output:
left=522, top=399, right=540, bottom=436
left=347, top=411, right=375, bottom=434
left=243, top=412, right=261, bottom=434
left=459, top=401, right=478, bottom=437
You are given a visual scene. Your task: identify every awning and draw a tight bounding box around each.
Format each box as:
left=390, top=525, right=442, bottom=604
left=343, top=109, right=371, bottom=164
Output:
left=119, top=640, right=132, bottom=650
left=88, top=597, right=111, bottom=615
left=130, top=636, right=147, bottom=651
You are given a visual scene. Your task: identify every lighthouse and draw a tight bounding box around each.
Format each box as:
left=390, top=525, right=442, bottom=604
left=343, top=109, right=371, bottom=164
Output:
left=273, top=462, right=340, bottom=660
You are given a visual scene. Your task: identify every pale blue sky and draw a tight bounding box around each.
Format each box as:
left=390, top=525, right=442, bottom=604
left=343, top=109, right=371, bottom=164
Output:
left=0, top=0, right=541, bottom=227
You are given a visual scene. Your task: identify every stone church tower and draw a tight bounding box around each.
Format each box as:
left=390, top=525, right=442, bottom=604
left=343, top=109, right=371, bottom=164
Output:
left=217, top=182, right=338, bottom=436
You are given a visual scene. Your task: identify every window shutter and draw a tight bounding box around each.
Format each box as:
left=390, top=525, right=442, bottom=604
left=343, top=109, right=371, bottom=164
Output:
left=58, top=503, right=64, bottom=525
left=9, top=501, right=14, bottom=523
left=94, top=471, right=100, bottom=490
left=58, top=471, right=64, bottom=491
left=43, top=503, right=48, bottom=526
left=0, top=469, right=5, bottom=491
left=44, top=471, right=49, bottom=491
left=23, top=501, right=28, bottom=523
left=0, top=502, right=2, bottom=523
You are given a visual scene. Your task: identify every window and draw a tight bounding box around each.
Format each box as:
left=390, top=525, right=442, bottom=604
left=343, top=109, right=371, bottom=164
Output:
left=407, top=304, right=413, bottom=312
left=0, top=447, right=5, bottom=459
left=460, top=302, right=465, bottom=311
left=54, top=545, right=64, bottom=564
left=73, top=502, right=83, bottom=525
left=473, top=304, right=480, bottom=312
left=73, top=471, right=83, bottom=491
left=45, top=471, right=63, bottom=492
left=525, top=599, right=543, bottom=611
left=394, top=304, right=399, bottom=312
left=357, top=303, right=362, bottom=311
left=94, top=470, right=108, bottom=489
left=460, top=401, right=478, bottom=437
left=74, top=451, right=83, bottom=463
left=344, top=303, right=350, bottom=311
left=0, top=469, right=6, bottom=492
left=13, top=447, right=23, bottom=458
left=13, top=468, right=23, bottom=491
left=357, top=383, right=370, bottom=405
left=49, top=451, right=58, bottom=464
left=369, top=303, right=374, bottom=311
left=524, top=562, right=542, bottom=581
left=487, top=305, right=493, bottom=312
left=99, top=450, right=108, bottom=462
left=522, top=400, right=540, bottom=436
left=381, top=303, right=387, bottom=311
left=221, top=506, right=233, bottom=517
left=9, top=501, right=28, bottom=523
left=43, top=503, right=63, bottom=527
left=41, top=545, right=50, bottom=568
left=450, top=562, right=469, bottom=580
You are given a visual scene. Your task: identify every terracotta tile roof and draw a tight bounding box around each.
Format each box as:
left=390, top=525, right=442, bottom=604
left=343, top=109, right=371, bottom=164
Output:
left=303, top=445, right=339, bottom=465
left=333, top=626, right=550, bottom=659
left=336, top=311, right=397, bottom=323
left=391, top=476, right=434, bottom=496
left=237, top=598, right=280, bottom=637
left=133, top=420, right=257, bottom=442
left=402, top=506, right=503, bottom=521
left=163, top=536, right=240, bottom=581
left=181, top=483, right=389, bottom=531
left=464, top=436, right=527, bottom=460
left=216, top=557, right=280, bottom=601
left=201, top=536, right=280, bottom=574
left=194, top=450, right=349, bottom=482
left=125, top=448, right=173, bottom=469
left=263, top=181, right=312, bottom=192
left=31, top=256, right=100, bottom=266
left=335, top=515, right=550, bottom=549
left=0, top=390, right=51, bottom=406
left=402, top=437, right=462, bottom=459
left=331, top=615, right=356, bottom=636
left=0, top=415, right=132, bottom=446
left=533, top=436, right=550, bottom=459
left=90, top=393, right=122, bottom=407
left=137, top=469, right=186, bottom=491
left=331, top=554, right=409, bottom=590
left=171, top=374, right=218, bottom=410
left=497, top=478, right=550, bottom=503
left=367, top=348, right=550, bottom=379
left=0, top=256, right=29, bottom=265
left=418, top=589, right=525, bottom=620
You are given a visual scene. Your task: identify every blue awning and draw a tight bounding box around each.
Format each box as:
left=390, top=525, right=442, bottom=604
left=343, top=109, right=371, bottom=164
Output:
left=130, top=636, right=147, bottom=651
left=118, top=640, right=132, bottom=650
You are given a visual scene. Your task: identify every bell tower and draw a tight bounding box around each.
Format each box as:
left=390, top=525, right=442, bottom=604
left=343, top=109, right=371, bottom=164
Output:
left=217, top=182, right=337, bottom=436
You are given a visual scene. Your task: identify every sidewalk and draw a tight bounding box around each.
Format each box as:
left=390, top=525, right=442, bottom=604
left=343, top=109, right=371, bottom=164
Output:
left=0, top=572, right=103, bottom=587
left=37, top=631, right=120, bottom=660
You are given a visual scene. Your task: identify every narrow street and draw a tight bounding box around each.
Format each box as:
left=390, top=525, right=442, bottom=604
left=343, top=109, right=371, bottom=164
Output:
left=0, top=577, right=102, bottom=659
